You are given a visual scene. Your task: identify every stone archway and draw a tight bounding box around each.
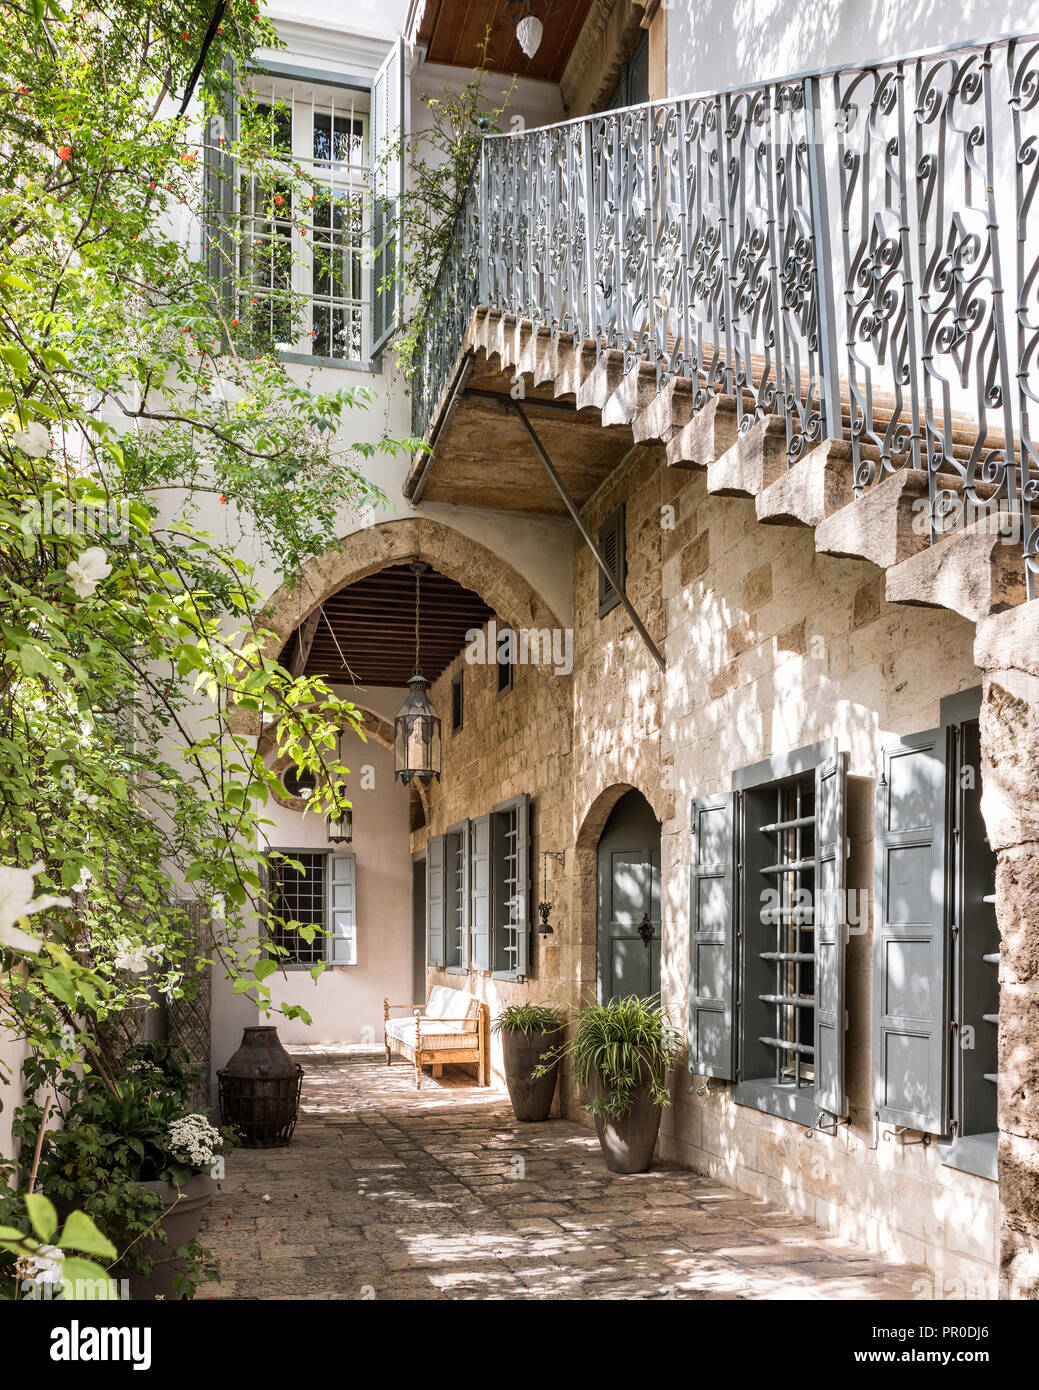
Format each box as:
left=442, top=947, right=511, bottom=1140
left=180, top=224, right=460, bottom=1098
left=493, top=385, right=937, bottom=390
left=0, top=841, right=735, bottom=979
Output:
left=260, top=517, right=564, bottom=663
left=573, top=781, right=672, bottom=1005
left=232, top=517, right=572, bottom=741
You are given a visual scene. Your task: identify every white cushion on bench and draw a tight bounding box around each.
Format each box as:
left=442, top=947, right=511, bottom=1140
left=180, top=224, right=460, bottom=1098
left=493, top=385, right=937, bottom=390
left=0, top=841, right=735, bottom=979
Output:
left=385, top=1017, right=478, bottom=1049
left=424, top=984, right=480, bottom=1021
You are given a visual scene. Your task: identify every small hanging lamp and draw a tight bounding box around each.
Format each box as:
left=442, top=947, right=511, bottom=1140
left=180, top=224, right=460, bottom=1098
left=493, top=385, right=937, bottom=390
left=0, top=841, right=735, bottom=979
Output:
left=394, top=560, right=442, bottom=785
left=327, top=730, right=353, bottom=843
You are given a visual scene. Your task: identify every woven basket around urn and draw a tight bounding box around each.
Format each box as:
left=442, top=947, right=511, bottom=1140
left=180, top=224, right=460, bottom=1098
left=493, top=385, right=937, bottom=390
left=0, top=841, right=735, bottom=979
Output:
left=217, top=1026, right=303, bottom=1147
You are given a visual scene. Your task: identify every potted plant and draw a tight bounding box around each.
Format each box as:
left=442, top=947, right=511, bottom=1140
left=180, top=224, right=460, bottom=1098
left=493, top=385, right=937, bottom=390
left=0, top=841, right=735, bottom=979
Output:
left=537, top=995, right=679, bottom=1173
left=493, top=1003, right=566, bottom=1122
left=16, top=1047, right=237, bottom=1299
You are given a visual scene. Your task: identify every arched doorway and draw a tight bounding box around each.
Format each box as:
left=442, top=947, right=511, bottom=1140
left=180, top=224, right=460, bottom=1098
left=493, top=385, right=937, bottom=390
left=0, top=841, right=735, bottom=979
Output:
left=597, top=790, right=661, bottom=1002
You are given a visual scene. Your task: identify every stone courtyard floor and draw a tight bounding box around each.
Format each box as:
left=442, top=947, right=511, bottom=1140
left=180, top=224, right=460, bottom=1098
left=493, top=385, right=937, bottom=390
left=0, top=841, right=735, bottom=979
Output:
left=199, top=1049, right=925, bottom=1301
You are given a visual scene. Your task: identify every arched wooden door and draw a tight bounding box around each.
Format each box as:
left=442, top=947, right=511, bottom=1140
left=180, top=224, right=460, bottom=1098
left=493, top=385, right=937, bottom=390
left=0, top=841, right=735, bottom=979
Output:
left=597, top=790, right=661, bottom=1002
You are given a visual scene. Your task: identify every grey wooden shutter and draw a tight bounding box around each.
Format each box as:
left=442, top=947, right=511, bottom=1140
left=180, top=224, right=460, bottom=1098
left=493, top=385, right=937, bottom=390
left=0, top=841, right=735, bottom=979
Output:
left=814, top=752, right=849, bottom=1117
left=689, top=793, right=736, bottom=1080
left=369, top=37, right=404, bottom=357
left=873, top=728, right=949, bottom=1133
left=470, top=814, right=491, bottom=972
left=513, top=794, right=531, bottom=980
left=203, top=56, right=237, bottom=319
left=456, top=817, right=470, bottom=973
left=598, top=506, right=626, bottom=617
left=326, top=853, right=357, bottom=966
left=426, top=834, right=445, bottom=968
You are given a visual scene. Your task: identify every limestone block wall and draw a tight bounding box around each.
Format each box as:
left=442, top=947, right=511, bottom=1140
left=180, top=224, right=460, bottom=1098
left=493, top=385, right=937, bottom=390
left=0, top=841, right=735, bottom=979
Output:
left=569, top=442, right=1001, bottom=1289
left=416, top=621, right=577, bottom=1090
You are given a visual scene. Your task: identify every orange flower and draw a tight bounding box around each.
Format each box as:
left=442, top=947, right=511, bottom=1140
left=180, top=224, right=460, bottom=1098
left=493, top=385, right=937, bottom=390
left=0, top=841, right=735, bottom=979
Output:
left=57, top=146, right=71, bottom=161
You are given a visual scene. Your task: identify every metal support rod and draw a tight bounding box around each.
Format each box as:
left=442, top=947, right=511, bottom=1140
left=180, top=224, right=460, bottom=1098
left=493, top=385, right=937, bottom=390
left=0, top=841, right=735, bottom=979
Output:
left=509, top=401, right=667, bottom=672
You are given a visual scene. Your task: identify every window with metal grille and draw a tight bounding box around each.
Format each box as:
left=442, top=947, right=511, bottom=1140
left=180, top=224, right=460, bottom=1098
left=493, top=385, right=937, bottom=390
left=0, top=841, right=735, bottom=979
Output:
left=268, top=852, right=325, bottom=966
left=723, top=740, right=845, bottom=1126
left=443, top=824, right=469, bottom=973
left=237, top=81, right=369, bottom=362
left=492, top=806, right=520, bottom=976
left=942, top=711, right=999, bottom=1178
left=598, top=506, right=626, bottom=617
left=756, top=775, right=816, bottom=1090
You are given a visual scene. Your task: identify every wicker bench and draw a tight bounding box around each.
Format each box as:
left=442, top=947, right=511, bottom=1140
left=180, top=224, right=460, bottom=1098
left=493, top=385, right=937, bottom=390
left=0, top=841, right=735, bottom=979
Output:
left=383, top=985, right=488, bottom=1089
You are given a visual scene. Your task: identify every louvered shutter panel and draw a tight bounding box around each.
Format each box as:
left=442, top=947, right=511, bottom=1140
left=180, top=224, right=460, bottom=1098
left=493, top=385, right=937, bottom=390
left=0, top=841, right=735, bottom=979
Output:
left=203, top=56, right=237, bottom=319
left=426, top=834, right=445, bottom=968
left=814, top=752, right=849, bottom=1116
left=512, top=795, right=531, bottom=980
left=369, top=37, right=404, bottom=357
left=327, top=853, right=357, bottom=966
left=689, top=793, right=736, bottom=1080
left=873, top=728, right=949, bottom=1133
left=470, top=814, right=491, bottom=972
left=598, top=506, right=625, bottom=616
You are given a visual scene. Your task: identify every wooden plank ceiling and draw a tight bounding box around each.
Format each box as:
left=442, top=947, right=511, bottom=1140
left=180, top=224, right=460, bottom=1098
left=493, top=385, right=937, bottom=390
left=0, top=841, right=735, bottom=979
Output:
left=279, top=564, right=495, bottom=687
left=416, top=0, right=595, bottom=82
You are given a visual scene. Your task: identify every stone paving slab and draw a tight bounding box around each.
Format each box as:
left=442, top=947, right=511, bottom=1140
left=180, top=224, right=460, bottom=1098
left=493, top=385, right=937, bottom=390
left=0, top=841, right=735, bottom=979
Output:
left=198, top=1052, right=926, bottom=1302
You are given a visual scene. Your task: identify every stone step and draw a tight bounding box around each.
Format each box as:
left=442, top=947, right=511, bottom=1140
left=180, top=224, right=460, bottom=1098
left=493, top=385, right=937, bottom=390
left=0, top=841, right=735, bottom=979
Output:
left=885, top=516, right=1027, bottom=621
left=814, top=469, right=935, bottom=570
left=756, top=440, right=856, bottom=529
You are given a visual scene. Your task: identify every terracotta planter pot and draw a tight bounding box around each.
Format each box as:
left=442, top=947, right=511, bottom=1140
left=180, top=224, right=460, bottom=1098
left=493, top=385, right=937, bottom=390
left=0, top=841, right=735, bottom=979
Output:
left=130, top=1174, right=217, bottom=1301
left=588, top=1070, right=663, bottom=1174
left=501, top=1028, right=561, bottom=1122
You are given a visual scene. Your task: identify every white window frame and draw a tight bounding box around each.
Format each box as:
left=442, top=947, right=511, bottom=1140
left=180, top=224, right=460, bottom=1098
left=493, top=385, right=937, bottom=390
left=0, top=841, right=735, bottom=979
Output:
left=238, top=72, right=372, bottom=367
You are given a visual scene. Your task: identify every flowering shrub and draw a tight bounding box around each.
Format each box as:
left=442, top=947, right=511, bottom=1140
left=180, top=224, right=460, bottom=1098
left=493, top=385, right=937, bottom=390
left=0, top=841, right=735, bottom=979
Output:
left=167, top=1114, right=224, bottom=1172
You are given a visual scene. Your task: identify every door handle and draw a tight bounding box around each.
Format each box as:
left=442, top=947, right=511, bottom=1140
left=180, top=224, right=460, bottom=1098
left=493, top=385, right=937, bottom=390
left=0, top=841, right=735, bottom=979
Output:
left=637, top=913, right=654, bottom=947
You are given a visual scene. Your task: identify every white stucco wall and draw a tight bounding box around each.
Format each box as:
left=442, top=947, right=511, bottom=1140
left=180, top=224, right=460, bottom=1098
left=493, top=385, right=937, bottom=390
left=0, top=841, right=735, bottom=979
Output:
left=666, top=0, right=1039, bottom=96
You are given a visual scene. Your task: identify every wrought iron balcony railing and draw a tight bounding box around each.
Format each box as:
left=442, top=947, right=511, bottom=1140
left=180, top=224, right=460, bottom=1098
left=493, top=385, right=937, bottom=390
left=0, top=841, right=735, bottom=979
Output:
left=410, top=33, right=1039, bottom=599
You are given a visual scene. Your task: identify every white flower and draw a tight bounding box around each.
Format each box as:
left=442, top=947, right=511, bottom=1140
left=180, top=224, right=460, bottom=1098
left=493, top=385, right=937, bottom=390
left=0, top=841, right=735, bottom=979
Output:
left=15, top=1244, right=65, bottom=1285
left=0, top=862, right=71, bottom=955
left=12, top=422, right=51, bottom=458
left=167, top=1113, right=223, bottom=1170
left=66, top=546, right=112, bottom=598
left=112, top=936, right=161, bottom=974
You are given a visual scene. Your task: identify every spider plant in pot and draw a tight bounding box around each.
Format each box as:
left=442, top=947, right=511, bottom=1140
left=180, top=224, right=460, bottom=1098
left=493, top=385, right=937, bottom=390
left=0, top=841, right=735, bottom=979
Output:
left=536, top=995, right=679, bottom=1173
left=493, top=1004, right=566, bottom=1122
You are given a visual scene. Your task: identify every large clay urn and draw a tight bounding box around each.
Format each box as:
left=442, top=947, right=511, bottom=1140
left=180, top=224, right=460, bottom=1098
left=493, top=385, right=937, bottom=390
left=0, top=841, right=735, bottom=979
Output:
left=502, top=1028, right=561, bottom=1122
left=218, top=1026, right=302, bottom=1147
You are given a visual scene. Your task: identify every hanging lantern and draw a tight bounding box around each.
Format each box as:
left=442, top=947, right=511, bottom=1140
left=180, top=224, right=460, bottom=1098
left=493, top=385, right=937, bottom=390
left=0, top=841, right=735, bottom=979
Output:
left=515, top=13, right=543, bottom=58
left=327, top=728, right=353, bottom=842
left=327, top=793, right=353, bottom=844
left=394, top=561, right=442, bottom=785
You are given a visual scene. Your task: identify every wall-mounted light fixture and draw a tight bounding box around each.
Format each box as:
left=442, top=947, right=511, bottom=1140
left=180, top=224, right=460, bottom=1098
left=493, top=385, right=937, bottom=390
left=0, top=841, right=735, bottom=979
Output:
left=537, top=849, right=565, bottom=934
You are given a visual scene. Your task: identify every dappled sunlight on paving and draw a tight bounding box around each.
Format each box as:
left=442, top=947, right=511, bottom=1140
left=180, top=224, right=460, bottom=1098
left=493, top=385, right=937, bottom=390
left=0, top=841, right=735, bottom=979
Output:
left=198, top=1054, right=927, bottom=1301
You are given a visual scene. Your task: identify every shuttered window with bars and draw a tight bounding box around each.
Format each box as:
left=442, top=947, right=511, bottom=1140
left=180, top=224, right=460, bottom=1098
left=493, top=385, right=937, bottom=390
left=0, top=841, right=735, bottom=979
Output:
left=598, top=505, right=626, bottom=618
left=267, top=850, right=356, bottom=967
left=689, top=740, right=849, bottom=1127
left=468, top=795, right=531, bottom=982
left=430, top=820, right=470, bottom=973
